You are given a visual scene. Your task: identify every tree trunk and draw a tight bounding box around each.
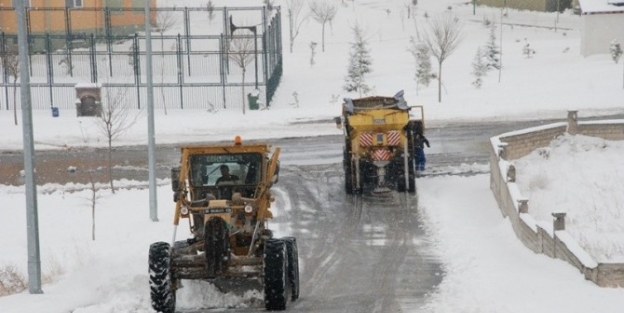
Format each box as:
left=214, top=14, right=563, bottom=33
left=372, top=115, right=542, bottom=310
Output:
left=242, top=69, right=246, bottom=115
left=12, top=80, right=18, bottom=126
left=108, top=137, right=115, bottom=193
left=289, top=13, right=294, bottom=53
left=92, top=193, right=96, bottom=241
left=438, top=61, right=442, bottom=103
left=321, top=23, right=326, bottom=52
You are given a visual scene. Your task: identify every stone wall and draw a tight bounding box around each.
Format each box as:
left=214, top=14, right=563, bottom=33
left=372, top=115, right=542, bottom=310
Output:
left=489, top=111, right=624, bottom=287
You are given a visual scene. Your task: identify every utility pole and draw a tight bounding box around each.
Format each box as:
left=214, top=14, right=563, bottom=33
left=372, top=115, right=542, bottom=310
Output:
left=16, top=0, right=43, bottom=294
left=555, top=0, right=560, bottom=33
left=499, top=2, right=504, bottom=83
left=473, top=0, right=476, bottom=15
left=146, top=0, right=158, bottom=221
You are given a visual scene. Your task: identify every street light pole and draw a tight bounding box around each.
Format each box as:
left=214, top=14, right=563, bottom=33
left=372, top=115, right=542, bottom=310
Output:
left=16, top=0, right=43, bottom=294
left=146, top=0, right=158, bottom=221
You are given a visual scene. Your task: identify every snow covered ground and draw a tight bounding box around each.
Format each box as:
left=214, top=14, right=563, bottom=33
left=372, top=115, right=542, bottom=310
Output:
left=1, top=0, right=624, bottom=312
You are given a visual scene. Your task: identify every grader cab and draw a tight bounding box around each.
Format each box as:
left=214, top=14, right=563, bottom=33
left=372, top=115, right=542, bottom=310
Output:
left=335, top=90, right=424, bottom=194
left=148, top=137, right=299, bottom=312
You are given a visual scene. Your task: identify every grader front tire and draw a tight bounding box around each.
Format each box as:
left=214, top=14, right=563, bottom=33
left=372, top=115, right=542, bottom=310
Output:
left=149, top=242, right=176, bottom=313
left=264, top=239, right=289, bottom=310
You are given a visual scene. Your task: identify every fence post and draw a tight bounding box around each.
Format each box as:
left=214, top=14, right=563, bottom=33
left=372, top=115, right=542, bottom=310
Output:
left=26, top=6, right=34, bottom=77
left=184, top=7, right=192, bottom=76
left=105, top=7, right=113, bottom=77
left=64, top=7, right=73, bottom=77
left=567, top=110, right=579, bottom=135
left=262, top=6, right=269, bottom=107
left=552, top=211, right=566, bottom=258
left=1, top=32, right=8, bottom=110
left=223, top=6, right=229, bottom=74
left=177, top=34, right=184, bottom=109
left=220, top=34, right=227, bottom=109
left=45, top=33, right=54, bottom=109
left=90, top=33, right=98, bottom=83
left=134, top=33, right=141, bottom=109
left=254, top=28, right=258, bottom=89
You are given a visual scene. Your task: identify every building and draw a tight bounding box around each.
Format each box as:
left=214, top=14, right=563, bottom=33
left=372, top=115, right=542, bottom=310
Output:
left=478, top=0, right=574, bottom=12
left=0, top=0, right=156, bottom=37
left=579, top=0, right=624, bottom=56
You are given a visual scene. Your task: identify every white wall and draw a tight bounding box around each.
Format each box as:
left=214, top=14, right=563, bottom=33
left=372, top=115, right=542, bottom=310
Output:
left=581, top=13, right=624, bottom=57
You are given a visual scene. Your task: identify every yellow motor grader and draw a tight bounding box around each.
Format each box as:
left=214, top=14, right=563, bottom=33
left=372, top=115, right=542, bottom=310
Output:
left=148, top=137, right=299, bottom=312
left=335, top=90, right=424, bottom=194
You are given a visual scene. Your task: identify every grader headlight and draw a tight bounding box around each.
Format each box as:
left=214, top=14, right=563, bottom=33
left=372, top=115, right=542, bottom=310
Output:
left=180, top=205, right=189, bottom=216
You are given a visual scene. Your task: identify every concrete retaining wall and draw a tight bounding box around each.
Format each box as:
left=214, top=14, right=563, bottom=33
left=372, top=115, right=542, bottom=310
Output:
left=489, top=111, right=624, bottom=287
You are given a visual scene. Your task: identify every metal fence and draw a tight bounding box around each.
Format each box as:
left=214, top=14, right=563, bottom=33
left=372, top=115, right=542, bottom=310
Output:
left=0, top=6, right=283, bottom=111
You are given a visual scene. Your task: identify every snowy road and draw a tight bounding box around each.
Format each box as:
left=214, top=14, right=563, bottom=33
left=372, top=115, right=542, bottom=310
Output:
left=0, top=118, right=544, bottom=185
left=269, top=164, right=441, bottom=312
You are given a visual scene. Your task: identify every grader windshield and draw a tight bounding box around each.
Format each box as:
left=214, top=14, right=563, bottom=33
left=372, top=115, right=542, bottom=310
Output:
left=189, top=153, right=262, bottom=187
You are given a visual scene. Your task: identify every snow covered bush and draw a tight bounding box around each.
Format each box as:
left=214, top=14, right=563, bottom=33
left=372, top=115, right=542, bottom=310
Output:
left=522, top=39, right=536, bottom=58
left=610, top=40, right=623, bottom=64
left=0, top=264, right=26, bottom=296
left=484, top=22, right=500, bottom=70
left=344, top=23, right=373, bottom=96
left=408, top=36, right=435, bottom=93
left=471, top=47, right=487, bottom=88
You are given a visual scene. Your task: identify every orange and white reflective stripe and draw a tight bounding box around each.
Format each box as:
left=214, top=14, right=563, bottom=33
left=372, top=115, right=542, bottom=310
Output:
left=371, top=149, right=392, bottom=161
left=360, top=132, right=373, bottom=147
left=387, top=131, right=401, bottom=146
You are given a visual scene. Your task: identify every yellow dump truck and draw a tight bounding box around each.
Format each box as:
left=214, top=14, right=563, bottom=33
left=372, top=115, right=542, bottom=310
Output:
left=335, top=90, right=424, bottom=194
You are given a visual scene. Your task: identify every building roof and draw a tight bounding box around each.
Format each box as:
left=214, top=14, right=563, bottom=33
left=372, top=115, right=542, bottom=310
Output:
left=579, top=0, right=624, bottom=14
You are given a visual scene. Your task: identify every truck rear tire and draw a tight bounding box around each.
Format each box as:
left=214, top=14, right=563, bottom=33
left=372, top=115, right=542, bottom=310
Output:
left=264, top=239, right=289, bottom=310
left=149, top=242, right=176, bottom=313
left=345, top=163, right=353, bottom=194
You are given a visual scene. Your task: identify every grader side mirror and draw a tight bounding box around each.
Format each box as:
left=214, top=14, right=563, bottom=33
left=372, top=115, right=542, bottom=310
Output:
left=171, top=167, right=181, bottom=192
left=334, top=116, right=342, bottom=129
left=271, top=161, right=280, bottom=184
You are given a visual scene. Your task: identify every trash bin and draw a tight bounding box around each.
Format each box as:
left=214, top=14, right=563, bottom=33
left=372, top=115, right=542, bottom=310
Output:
left=51, top=107, right=59, bottom=117
left=247, top=89, right=260, bottom=110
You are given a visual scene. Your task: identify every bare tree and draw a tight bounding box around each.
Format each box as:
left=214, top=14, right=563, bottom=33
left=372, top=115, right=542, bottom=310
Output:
left=154, top=9, right=177, bottom=115
left=1, top=49, right=19, bottom=125
left=86, top=170, right=103, bottom=241
left=309, top=0, right=338, bottom=52
left=207, top=0, right=215, bottom=22
left=286, top=0, right=310, bottom=53
left=423, top=12, right=463, bottom=102
left=95, top=87, right=140, bottom=193
left=228, top=34, right=255, bottom=115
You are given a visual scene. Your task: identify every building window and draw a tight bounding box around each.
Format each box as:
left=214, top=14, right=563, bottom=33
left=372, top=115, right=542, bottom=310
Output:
left=66, top=0, right=84, bottom=9
left=133, top=0, right=147, bottom=9
left=107, top=0, right=124, bottom=8
left=12, top=0, right=31, bottom=8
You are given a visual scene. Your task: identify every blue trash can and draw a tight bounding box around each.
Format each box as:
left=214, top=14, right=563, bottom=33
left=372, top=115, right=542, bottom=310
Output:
left=51, top=107, right=59, bottom=117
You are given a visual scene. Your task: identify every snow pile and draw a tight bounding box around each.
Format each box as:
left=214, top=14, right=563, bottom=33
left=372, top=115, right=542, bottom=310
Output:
left=515, top=134, right=624, bottom=262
